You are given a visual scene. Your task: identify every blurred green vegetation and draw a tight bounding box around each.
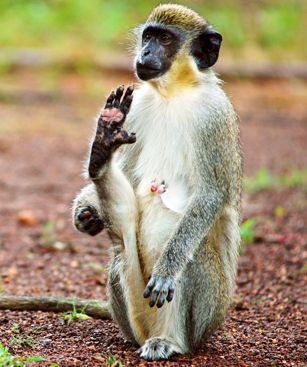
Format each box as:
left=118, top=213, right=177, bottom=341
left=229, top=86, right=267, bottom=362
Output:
left=0, top=0, right=306, bottom=61
left=244, top=168, right=307, bottom=194
left=240, top=218, right=256, bottom=246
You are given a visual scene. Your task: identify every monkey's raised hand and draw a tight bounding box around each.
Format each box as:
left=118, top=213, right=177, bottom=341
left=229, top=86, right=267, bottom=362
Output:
left=89, top=85, right=136, bottom=179
left=144, top=274, right=176, bottom=308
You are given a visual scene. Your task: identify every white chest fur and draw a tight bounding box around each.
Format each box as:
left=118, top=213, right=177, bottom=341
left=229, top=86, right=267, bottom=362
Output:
left=125, top=84, right=207, bottom=269
left=129, top=84, right=201, bottom=211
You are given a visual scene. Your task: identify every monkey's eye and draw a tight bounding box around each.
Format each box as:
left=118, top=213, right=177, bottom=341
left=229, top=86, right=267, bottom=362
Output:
left=159, top=33, right=172, bottom=45
left=143, top=32, right=151, bottom=43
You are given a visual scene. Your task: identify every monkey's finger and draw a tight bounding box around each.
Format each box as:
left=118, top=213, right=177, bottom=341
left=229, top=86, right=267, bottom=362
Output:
left=121, top=95, right=133, bottom=115
left=105, top=91, right=116, bottom=109
left=124, top=132, right=136, bottom=144
left=113, top=85, right=125, bottom=108
left=149, top=289, right=159, bottom=307
left=143, top=276, right=156, bottom=298
left=156, top=289, right=168, bottom=308
left=125, top=85, right=134, bottom=96
left=166, top=288, right=175, bottom=303
left=111, top=130, right=135, bottom=147
left=121, top=85, right=134, bottom=106
left=149, top=279, right=163, bottom=307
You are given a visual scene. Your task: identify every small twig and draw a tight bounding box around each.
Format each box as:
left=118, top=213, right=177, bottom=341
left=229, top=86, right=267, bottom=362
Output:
left=0, top=295, right=111, bottom=319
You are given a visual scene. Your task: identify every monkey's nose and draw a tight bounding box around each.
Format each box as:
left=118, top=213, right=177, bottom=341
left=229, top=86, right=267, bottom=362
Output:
left=143, top=49, right=150, bottom=57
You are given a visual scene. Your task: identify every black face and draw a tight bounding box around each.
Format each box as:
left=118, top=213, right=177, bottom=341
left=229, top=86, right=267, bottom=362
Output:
left=136, top=25, right=183, bottom=81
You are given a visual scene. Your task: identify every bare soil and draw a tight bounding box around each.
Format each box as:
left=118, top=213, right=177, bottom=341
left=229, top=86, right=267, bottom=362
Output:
left=0, top=72, right=306, bottom=367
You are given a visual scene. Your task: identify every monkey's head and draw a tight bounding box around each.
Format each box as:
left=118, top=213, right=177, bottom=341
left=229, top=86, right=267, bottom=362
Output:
left=135, top=4, right=222, bottom=83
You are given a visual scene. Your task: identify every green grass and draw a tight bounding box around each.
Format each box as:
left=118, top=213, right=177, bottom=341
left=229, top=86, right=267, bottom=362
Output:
left=0, top=277, right=3, bottom=295
left=41, top=221, right=57, bottom=247
left=1, top=325, right=61, bottom=366
left=0, top=342, right=45, bottom=367
left=0, top=0, right=306, bottom=62
left=88, top=262, right=107, bottom=273
left=62, top=303, right=91, bottom=326
left=244, top=168, right=307, bottom=194
left=240, top=218, right=256, bottom=245
left=8, top=323, right=37, bottom=350
left=9, top=335, right=33, bottom=349
left=105, top=354, right=125, bottom=367
left=40, top=221, right=66, bottom=251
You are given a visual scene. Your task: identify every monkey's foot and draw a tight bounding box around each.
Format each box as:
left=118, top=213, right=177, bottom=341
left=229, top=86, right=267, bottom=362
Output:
left=74, top=206, right=104, bottom=236
left=138, top=337, right=180, bottom=360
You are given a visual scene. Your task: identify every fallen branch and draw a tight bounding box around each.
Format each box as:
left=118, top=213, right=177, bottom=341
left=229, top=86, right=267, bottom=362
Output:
left=0, top=295, right=111, bottom=319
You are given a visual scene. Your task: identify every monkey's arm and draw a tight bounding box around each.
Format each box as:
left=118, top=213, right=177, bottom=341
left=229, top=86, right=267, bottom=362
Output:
left=144, top=185, right=225, bottom=307
left=73, top=86, right=136, bottom=236
left=73, top=162, right=137, bottom=238
left=88, top=85, right=135, bottom=181
left=144, top=120, right=229, bottom=308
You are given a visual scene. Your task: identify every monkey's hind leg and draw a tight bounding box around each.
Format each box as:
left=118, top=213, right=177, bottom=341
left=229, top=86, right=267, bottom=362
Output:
left=108, top=252, right=138, bottom=345
left=108, top=242, right=150, bottom=347
left=139, top=247, right=229, bottom=360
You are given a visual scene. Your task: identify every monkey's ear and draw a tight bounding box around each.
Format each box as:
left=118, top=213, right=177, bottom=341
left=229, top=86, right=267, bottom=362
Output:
left=191, top=29, right=222, bottom=69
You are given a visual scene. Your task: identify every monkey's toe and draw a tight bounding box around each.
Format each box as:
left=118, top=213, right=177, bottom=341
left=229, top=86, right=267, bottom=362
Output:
left=138, top=337, right=180, bottom=360
left=74, top=206, right=104, bottom=236
left=77, top=209, right=92, bottom=221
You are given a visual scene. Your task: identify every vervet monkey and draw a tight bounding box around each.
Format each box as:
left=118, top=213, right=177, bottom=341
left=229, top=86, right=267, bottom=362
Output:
left=73, top=3, right=242, bottom=361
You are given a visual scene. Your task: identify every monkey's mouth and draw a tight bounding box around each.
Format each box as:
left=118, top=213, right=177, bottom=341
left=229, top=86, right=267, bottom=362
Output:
left=136, top=62, right=162, bottom=81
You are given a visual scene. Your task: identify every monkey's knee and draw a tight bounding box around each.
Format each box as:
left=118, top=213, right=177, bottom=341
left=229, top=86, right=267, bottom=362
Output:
left=73, top=205, right=104, bottom=236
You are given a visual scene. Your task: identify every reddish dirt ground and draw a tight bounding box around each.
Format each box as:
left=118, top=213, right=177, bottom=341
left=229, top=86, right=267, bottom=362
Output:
left=0, top=72, right=306, bottom=367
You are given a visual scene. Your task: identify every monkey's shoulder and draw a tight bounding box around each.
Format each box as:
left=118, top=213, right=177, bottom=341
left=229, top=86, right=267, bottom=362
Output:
left=199, top=84, right=237, bottom=123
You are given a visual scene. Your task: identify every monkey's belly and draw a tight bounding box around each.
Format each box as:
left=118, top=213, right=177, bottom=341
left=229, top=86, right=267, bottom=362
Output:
left=137, top=193, right=182, bottom=276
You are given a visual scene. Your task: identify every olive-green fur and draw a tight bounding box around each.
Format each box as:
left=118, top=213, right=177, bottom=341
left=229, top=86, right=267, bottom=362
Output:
left=147, top=4, right=207, bottom=32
